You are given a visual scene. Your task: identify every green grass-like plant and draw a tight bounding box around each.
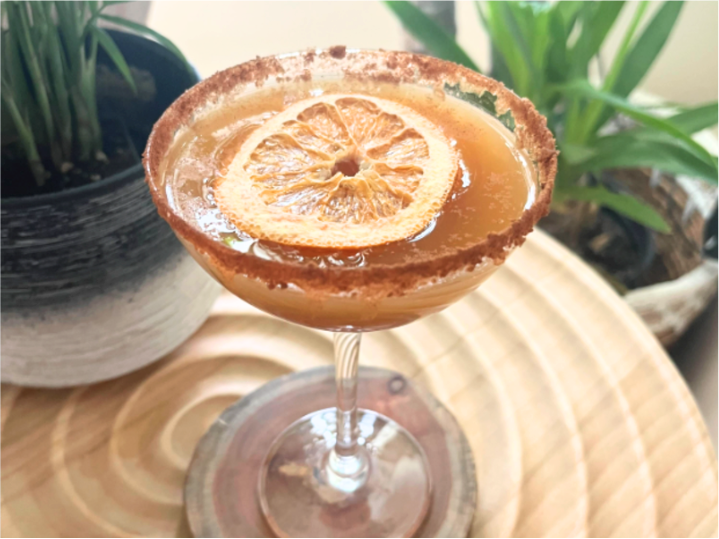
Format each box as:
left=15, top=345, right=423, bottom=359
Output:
left=387, top=1, right=718, bottom=232
left=1, top=1, right=190, bottom=187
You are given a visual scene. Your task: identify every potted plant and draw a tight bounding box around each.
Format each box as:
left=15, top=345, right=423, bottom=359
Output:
left=1, top=1, right=220, bottom=386
left=388, top=0, right=718, bottom=345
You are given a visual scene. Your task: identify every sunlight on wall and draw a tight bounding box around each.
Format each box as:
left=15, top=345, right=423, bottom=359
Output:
left=147, top=1, right=402, bottom=77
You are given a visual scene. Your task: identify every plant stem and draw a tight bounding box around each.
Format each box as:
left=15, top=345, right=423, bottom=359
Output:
left=73, top=30, right=102, bottom=160
left=12, top=2, right=63, bottom=170
left=86, top=31, right=103, bottom=155
left=327, top=332, right=369, bottom=492
left=1, top=90, right=46, bottom=186
left=38, top=2, right=74, bottom=162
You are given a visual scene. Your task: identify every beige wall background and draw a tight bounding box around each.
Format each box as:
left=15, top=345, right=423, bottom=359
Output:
left=148, top=1, right=718, bottom=105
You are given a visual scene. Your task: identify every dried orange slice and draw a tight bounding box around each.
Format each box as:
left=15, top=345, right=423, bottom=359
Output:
left=215, top=94, right=458, bottom=249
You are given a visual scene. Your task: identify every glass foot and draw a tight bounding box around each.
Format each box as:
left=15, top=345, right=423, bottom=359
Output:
left=259, top=408, right=431, bottom=538
left=184, top=366, right=476, bottom=538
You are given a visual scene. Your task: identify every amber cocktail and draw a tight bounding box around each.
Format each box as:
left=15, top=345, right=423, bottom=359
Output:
left=145, top=48, right=555, bottom=538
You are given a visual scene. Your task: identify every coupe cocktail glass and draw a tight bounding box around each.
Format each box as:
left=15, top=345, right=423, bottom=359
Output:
left=145, top=49, right=555, bottom=538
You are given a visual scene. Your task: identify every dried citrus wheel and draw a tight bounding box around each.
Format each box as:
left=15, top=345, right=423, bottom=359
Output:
left=215, top=94, right=458, bottom=249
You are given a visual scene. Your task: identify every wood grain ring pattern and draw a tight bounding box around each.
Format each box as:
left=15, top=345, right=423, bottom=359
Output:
left=1, top=230, right=716, bottom=538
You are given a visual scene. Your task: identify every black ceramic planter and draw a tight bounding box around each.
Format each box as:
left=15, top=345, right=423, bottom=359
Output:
left=1, top=31, right=220, bottom=387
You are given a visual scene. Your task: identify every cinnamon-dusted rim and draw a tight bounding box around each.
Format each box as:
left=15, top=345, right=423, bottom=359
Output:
left=144, top=48, right=557, bottom=297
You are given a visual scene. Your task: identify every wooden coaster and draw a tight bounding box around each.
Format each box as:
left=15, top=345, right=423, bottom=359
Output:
left=185, top=366, right=476, bottom=538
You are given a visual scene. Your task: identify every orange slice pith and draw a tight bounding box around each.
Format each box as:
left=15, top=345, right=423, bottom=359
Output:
left=215, top=94, right=458, bottom=249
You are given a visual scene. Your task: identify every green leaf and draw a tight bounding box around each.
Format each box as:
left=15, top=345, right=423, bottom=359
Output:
left=578, top=1, right=648, bottom=139
left=39, top=2, right=73, bottom=160
left=545, top=7, right=570, bottom=86
left=1, top=83, right=46, bottom=185
left=10, top=2, right=62, bottom=168
left=560, top=143, right=597, bottom=163
left=488, top=1, right=552, bottom=105
left=555, top=1, right=584, bottom=28
left=98, top=14, right=195, bottom=75
left=568, top=135, right=718, bottom=183
left=2, top=18, right=31, bottom=124
left=613, top=1, right=684, bottom=99
left=91, top=26, right=137, bottom=93
left=478, top=1, right=530, bottom=95
left=602, top=1, right=650, bottom=93
left=593, top=1, right=684, bottom=131
left=555, top=185, right=671, bottom=232
left=101, top=1, right=130, bottom=8
left=384, top=1, right=479, bottom=71
left=562, top=80, right=716, bottom=168
left=54, top=2, right=83, bottom=74
left=511, top=2, right=552, bottom=78
left=489, top=38, right=514, bottom=88
left=497, top=2, right=539, bottom=88
left=584, top=1, right=626, bottom=60
left=569, top=1, right=625, bottom=77
left=660, top=102, right=719, bottom=134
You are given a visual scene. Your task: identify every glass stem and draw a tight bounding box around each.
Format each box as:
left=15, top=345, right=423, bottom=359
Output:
left=327, top=332, right=368, bottom=491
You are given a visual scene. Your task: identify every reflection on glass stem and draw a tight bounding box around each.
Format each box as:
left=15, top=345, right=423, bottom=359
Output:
left=327, top=332, right=370, bottom=492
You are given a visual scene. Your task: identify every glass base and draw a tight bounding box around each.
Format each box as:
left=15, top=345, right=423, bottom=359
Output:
left=259, top=408, right=431, bottom=538
left=184, top=366, right=476, bottom=538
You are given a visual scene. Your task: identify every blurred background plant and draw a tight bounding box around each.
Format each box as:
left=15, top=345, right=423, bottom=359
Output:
left=387, top=0, right=718, bottom=233
left=1, top=0, right=189, bottom=188
left=389, top=0, right=718, bottom=347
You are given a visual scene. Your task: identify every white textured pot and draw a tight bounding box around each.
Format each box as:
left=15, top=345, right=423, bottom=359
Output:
left=1, top=160, right=221, bottom=387
left=1, top=30, right=221, bottom=387
left=2, top=254, right=220, bottom=387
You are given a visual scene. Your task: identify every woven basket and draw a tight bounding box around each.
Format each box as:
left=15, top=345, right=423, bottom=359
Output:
left=613, top=168, right=717, bottom=346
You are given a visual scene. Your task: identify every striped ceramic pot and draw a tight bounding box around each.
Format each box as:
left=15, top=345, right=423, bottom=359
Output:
left=1, top=31, right=220, bottom=386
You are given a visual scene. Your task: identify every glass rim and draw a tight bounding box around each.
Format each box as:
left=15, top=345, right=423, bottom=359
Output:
left=143, top=47, right=557, bottom=297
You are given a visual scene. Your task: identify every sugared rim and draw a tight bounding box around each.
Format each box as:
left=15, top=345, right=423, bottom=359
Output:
left=143, top=47, right=557, bottom=297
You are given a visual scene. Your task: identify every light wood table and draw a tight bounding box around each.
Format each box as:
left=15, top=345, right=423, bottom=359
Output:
left=2, top=231, right=717, bottom=537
